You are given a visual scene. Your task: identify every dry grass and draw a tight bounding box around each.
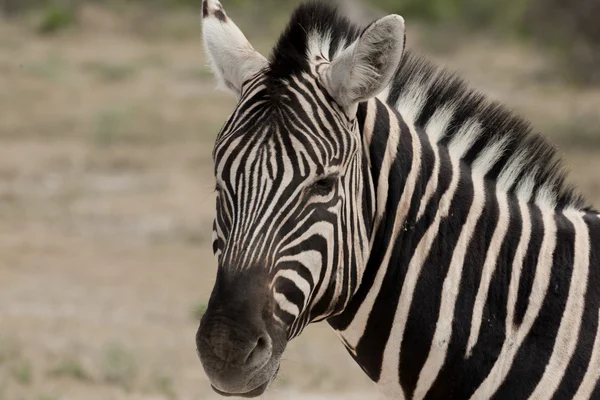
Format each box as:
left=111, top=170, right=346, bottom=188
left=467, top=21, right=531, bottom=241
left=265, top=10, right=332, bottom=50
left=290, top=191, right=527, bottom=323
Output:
left=0, top=3, right=598, bottom=400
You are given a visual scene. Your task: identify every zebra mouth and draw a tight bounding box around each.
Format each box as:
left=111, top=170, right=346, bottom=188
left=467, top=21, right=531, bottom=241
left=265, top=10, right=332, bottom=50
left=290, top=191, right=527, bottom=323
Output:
left=210, top=365, right=280, bottom=398
left=211, top=381, right=269, bottom=398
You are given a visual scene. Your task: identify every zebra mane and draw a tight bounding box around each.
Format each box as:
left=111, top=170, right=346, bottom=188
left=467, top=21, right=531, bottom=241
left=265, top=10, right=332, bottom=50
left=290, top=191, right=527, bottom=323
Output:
left=389, top=53, right=588, bottom=211
left=270, top=1, right=589, bottom=212
left=268, top=1, right=361, bottom=85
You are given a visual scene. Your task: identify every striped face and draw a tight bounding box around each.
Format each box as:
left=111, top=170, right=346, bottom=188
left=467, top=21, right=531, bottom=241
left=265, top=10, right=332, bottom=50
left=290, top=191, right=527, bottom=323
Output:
left=211, top=72, right=368, bottom=335
left=197, top=70, right=371, bottom=397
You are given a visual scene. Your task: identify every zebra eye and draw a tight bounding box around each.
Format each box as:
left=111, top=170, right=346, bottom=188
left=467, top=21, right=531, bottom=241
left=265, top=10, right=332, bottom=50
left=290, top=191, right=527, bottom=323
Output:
left=309, top=175, right=338, bottom=196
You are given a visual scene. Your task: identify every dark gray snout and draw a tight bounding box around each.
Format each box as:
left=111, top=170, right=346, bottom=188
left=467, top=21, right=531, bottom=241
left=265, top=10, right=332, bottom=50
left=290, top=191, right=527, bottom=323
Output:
left=196, top=269, right=286, bottom=398
left=197, top=314, right=273, bottom=394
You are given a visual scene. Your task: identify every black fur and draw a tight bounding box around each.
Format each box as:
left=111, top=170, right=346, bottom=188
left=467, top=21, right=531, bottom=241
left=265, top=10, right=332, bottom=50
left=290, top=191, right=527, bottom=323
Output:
left=267, top=2, right=360, bottom=86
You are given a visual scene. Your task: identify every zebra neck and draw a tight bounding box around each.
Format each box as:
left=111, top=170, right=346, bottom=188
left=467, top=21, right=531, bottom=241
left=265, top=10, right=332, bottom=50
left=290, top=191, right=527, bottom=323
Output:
left=328, top=96, right=499, bottom=386
left=328, top=97, right=431, bottom=363
left=330, top=96, right=600, bottom=399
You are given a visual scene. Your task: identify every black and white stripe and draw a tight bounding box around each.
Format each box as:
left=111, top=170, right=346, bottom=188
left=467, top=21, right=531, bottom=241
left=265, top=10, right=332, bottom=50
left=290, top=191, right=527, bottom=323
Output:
left=200, top=1, right=600, bottom=398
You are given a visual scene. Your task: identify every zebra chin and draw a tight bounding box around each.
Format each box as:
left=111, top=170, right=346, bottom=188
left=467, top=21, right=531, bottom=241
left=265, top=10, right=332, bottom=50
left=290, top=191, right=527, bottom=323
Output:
left=209, top=368, right=280, bottom=398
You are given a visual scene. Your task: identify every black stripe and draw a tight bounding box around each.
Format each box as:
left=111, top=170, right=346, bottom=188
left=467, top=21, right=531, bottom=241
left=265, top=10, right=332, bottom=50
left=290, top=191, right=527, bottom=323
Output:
left=427, top=184, right=513, bottom=399
left=328, top=101, right=391, bottom=332
left=354, top=111, right=418, bottom=382
left=513, top=204, right=544, bottom=326
left=493, top=213, right=575, bottom=398
left=401, top=157, right=474, bottom=398
left=552, top=214, right=599, bottom=399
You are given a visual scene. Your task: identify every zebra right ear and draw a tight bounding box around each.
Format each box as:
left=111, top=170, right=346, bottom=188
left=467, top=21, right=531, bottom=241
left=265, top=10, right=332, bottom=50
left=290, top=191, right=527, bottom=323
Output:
left=202, top=0, right=268, bottom=96
left=324, top=15, right=405, bottom=114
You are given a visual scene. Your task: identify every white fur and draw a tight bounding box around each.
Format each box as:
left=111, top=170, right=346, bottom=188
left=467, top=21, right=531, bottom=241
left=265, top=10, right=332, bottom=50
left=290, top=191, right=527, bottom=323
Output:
left=425, top=105, right=454, bottom=143
left=529, top=211, right=590, bottom=399
left=415, top=106, right=453, bottom=221
left=497, top=149, right=528, bottom=192
left=324, top=15, right=406, bottom=114
left=472, top=137, right=508, bottom=176
left=308, top=30, right=333, bottom=61
left=448, top=119, right=482, bottom=159
left=574, top=307, right=600, bottom=399
left=202, top=0, right=268, bottom=95
left=395, top=80, right=429, bottom=129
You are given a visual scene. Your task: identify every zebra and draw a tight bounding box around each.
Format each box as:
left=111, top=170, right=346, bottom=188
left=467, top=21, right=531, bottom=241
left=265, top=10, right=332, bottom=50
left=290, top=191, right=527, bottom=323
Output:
left=196, top=0, right=600, bottom=398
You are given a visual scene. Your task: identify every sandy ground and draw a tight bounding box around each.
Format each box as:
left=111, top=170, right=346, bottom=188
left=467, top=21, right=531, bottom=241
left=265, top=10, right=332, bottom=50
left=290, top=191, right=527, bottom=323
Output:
left=0, top=4, right=599, bottom=400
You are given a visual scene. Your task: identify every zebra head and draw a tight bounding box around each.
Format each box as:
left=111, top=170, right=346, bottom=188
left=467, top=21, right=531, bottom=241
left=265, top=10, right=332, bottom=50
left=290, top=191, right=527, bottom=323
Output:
left=196, top=1, right=405, bottom=397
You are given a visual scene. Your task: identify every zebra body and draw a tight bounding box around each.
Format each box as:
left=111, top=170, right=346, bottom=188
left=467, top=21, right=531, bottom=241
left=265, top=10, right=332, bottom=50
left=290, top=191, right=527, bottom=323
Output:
left=197, top=1, right=600, bottom=398
left=330, top=96, right=600, bottom=399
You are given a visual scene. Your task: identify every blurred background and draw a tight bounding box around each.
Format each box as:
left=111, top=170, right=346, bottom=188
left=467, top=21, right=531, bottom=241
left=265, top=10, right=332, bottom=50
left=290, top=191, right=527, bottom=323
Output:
left=0, top=0, right=599, bottom=399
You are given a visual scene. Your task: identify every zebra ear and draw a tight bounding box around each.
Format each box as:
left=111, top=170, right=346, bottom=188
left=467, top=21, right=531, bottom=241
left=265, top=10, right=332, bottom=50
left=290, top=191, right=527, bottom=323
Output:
left=325, top=15, right=405, bottom=112
left=202, top=0, right=268, bottom=95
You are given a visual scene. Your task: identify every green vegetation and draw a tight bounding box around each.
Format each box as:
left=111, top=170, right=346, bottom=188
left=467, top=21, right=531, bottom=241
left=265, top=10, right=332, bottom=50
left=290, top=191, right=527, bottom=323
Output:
left=37, top=3, right=77, bottom=34
left=12, top=360, right=33, bottom=385
left=49, top=359, right=93, bottom=382
left=152, top=373, right=177, bottom=399
left=100, top=343, right=138, bottom=391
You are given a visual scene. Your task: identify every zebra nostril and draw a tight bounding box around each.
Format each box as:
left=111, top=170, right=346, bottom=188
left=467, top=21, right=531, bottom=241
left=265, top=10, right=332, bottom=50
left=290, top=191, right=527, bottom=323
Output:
left=245, top=333, right=272, bottom=368
left=257, top=336, right=267, bottom=349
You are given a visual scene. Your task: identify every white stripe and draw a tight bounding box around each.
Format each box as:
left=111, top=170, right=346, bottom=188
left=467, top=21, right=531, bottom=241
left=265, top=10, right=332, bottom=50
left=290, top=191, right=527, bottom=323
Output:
left=529, top=211, right=590, bottom=399
left=272, top=269, right=312, bottom=309
left=573, top=308, right=600, bottom=399
left=372, top=103, right=400, bottom=244
left=415, top=107, right=455, bottom=221
left=425, top=106, right=454, bottom=143
left=497, top=149, right=527, bottom=192
left=413, top=173, right=487, bottom=399
left=472, top=137, right=508, bottom=174
left=274, top=292, right=300, bottom=317
left=515, top=167, right=538, bottom=203
left=278, top=236, right=328, bottom=308
left=505, top=201, right=531, bottom=335
left=362, top=102, right=377, bottom=226
left=535, top=184, right=558, bottom=210
left=339, top=107, right=421, bottom=365
left=378, top=146, right=458, bottom=400
left=448, top=119, right=481, bottom=160
left=416, top=142, right=440, bottom=222
left=395, top=80, right=428, bottom=128
left=470, top=208, right=557, bottom=399
left=466, top=190, right=510, bottom=356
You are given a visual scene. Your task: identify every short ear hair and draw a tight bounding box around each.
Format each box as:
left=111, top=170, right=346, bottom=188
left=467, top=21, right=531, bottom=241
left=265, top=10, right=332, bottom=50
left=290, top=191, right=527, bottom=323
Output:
left=202, top=0, right=268, bottom=95
left=324, top=15, right=406, bottom=113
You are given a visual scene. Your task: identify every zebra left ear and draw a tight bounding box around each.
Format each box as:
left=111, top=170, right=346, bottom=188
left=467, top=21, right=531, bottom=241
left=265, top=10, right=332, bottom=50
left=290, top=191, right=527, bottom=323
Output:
left=325, top=15, right=405, bottom=113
